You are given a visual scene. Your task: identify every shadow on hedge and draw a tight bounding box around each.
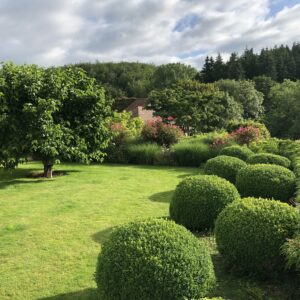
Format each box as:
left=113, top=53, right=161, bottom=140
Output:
left=38, top=288, right=99, bottom=300
left=149, top=190, right=174, bottom=203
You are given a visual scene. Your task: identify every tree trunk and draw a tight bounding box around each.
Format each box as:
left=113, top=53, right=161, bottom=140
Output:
left=43, top=162, right=53, bottom=178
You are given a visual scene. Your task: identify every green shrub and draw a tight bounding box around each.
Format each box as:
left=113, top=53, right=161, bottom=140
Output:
left=282, top=234, right=300, bottom=272
left=204, top=155, right=247, bottom=183
left=215, top=198, right=300, bottom=276
left=170, top=175, right=240, bottom=231
left=172, top=142, right=215, bottom=166
left=249, top=137, right=280, bottom=154
left=220, top=145, right=253, bottom=161
left=247, top=153, right=291, bottom=169
left=125, top=143, right=162, bottom=165
left=236, top=164, right=296, bottom=202
left=96, top=219, right=216, bottom=300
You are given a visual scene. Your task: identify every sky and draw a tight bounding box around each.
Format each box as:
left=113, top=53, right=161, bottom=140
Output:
left=0, top=0, right=299, bottom=69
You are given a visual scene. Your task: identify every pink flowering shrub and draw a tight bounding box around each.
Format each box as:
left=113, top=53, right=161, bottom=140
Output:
left=141, top=117, right=183, bottom=147
left=211, top=125, right=261, bottom=150
left=231, top=125, right=260, bottom=145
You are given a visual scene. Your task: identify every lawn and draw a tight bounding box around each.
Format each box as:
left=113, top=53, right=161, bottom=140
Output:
left=0, top=163, right=298, bottom=300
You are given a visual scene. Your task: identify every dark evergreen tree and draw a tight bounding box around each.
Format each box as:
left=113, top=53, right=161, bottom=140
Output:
left=199, top=56, right=216, bottom=83
left=241, top=48, right=258, bottom=79
left=258, top=48, right=277, bottom=80
left=227, top=53, right=245, bottom=80
left=214, top=53, right=226, bottom=80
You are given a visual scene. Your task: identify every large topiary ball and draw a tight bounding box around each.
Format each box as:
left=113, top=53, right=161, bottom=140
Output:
left=236, top=164, right=296, bottom=202
left=170, top=175, right=240, bottom=231
left=220, top=145, right=253, bottom=161
left=204, top=155, right=247, bottom=183
left=215, top=198, right=300, bottom=276
left=96, top=219, right=216, bottom=300
left=246, top=152, right=291, bottom=169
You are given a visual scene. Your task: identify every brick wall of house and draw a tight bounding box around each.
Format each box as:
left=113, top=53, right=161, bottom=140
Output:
left=124, top=99, right=155, bottom=122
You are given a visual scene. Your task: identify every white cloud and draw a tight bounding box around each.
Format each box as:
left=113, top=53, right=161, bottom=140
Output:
left=0, top=0, right=299, bottom=68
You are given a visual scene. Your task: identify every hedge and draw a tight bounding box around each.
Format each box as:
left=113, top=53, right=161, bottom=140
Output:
left=215, top=198, right=300, bottom=276
left=96, top=219, right=216, bottom=300
left=236, top=164, right=296, bottom=202
left=204, top=155, right=247, bottom=183
left=247, top=153, right=291, bottom=169
left=170, top=175, right=240, bottom=231
left=220, top=145, right=253, bottom=161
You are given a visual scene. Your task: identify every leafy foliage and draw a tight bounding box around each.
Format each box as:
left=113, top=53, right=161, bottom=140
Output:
left=0, top=62, right=112, bottom=176
left=282, top=234, right=300, bottom=272
left=96, top=218, right=216, bottom=300
left=204, top=155, right=247, bottom=183
left=170, top=175, right=240, bottom=231
left=215, top=80, right=264, bottom=119
left=220, top=145, right=254, bottom=161
left=150, top=63, right=197, bottom=90
left=247, top=153, right=291, bottom=169
left=265, top=80, right=300, bottom=139
left=148, top=80, right=241, bottom=134
left=215, top=198, right=300, bottom=276
left=236, top=164, right=296, bottom=202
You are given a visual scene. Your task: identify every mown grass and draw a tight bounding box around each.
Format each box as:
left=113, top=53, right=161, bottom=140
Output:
left=0, top=162, right=299, bottom=300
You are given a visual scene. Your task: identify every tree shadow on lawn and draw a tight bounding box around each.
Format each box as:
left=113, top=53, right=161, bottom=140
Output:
left=92, top=226, right=114, bottom=244
left=0, top=168, right=81, bottom=189
left=38, top=288, right=99, bottom=300
left=149, top=190, right=174, bottom=203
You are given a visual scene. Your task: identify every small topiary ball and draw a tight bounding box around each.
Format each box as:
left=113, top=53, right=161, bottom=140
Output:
left=215, top=197, right=300, bottom=276
left=204, top=155, right=247, bottom=183
left=236, top=164, right=296, bottom=202
left=220, top=145, right=253, bottom=161
left=169, top=175, right=240, bottom=231
left=96, top=219, right=216, bottom=300
left=246, top=152, right=291, bottom=169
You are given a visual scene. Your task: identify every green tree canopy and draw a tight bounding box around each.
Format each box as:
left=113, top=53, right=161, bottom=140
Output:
left=215, top=79, right=264, bottom=120
left=265, top=80, right=300, bottom=139
left=147, top=80, right=241, bottom=134
left=0, top=62, right=112, bottom=177
left=150, top=63, right=198, bottom=90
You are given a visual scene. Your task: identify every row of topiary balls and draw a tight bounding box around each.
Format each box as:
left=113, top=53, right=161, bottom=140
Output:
left=95, top=145, right=299, bottom=300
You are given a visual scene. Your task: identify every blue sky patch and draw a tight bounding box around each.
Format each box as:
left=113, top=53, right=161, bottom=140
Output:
left=173, top=13, right=200, bottom=32
left=269, top=0, right=300, bottom=17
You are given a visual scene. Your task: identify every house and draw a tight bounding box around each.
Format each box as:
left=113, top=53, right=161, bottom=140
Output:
left=114, top=97, right=155, bottom=122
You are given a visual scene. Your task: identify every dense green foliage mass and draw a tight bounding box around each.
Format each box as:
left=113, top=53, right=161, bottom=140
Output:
left=204, top=155, right=247, bottom=183
left=247, top=153, right=291, bottom=168
left=282, top=234, right=300, bottom=272
left=170, top=175, right=240, bottom=231
left=215, top=198, right=300, bottom=276
left=0, top=62, right=112, bottom=177
left=96, top=218, right=216, bottom=300
left=148, top=80, right=241, bottom=133
left=266, top=80, right=300, bottom=139
left=236, top=164, right=296, bottom=201
left=215, top=80, right=264, bottom=119
left=220, top=145, right=254, bottom=161
left=75, top=62, right=156, bottom=99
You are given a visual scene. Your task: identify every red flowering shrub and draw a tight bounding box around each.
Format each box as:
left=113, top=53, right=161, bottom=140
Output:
left=231, top=125, right=260, bottom=145
left=141, top=117, right=183, bottom=147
